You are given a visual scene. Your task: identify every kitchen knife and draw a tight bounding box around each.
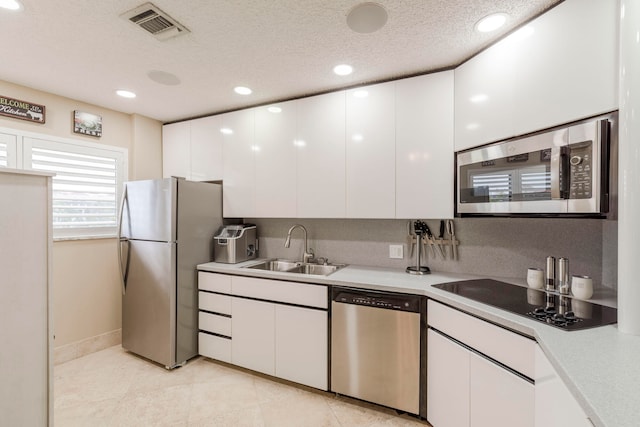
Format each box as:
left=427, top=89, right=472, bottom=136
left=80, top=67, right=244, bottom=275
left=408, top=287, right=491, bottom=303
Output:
left=446, top=219, right=457, bottom=260
left=422, top=222, right=439, bottom=258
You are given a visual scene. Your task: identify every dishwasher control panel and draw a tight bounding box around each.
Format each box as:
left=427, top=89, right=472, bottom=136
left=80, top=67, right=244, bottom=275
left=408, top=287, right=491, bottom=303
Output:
left=333, top=289, right=421, bottom=313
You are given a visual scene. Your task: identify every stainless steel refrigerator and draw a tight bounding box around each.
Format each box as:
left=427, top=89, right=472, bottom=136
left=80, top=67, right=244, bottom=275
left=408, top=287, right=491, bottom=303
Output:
left=117, top=177, right=222, bottom=368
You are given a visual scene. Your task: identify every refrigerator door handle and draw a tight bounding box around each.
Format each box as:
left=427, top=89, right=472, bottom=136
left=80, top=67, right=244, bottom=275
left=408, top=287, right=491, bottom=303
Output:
left=117, top=185, right=130, bottom=295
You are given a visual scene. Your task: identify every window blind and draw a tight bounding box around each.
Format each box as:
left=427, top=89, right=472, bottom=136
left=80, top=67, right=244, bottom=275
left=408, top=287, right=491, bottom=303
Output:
left=0, top=141, right=7, bottom=168
left=24, top=137, right=126, bottom=239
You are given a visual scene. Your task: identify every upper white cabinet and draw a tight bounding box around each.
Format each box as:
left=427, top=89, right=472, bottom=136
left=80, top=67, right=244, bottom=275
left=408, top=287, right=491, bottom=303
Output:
left=346, top=82, right=396, bottom=218
left=162, top=121, right=190, bottom=179
left=455, top=0, right=618, bottom=151
left=296, top=91, right=346, bottom=218
left=222, top=109, right=256, bottom=218
left=396, top=72, right=454, bottom=219
left=254, top=101, right=298, bottom=217
left=162, top=116, right=223, bottom=181
left=190, top=116, right=224, bottom=182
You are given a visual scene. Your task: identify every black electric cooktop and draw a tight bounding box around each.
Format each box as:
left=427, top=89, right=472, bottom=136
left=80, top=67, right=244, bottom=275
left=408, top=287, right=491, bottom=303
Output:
left=432, top=279, right=617, bottom=331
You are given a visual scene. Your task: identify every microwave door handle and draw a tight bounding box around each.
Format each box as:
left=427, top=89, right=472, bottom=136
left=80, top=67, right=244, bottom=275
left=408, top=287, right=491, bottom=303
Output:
left=550, top=147, right=562, bottom=199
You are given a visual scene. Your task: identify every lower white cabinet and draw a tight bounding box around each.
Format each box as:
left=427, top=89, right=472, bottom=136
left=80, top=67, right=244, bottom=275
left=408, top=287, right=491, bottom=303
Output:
left=469, top=352, right=534, bottom=427
left=231, top=298, right=276, bottom=375
left=275, top=304, right=328, bottom=390
left=427, top=300, right=535, bottom=427
left=427, top=329, right=470, bottom=427
left=197, top=272, right=328, bottom=390
left=534, top=346, right=592, bottom=427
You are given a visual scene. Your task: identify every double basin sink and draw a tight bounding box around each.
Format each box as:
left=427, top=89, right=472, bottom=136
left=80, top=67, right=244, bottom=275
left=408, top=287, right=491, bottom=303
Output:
left=244, top=259, right=346, bottom=276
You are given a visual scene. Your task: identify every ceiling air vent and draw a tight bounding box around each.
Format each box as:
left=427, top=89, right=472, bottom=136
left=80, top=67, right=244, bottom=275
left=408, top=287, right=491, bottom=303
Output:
left=120, top=2, right=189, bottom=41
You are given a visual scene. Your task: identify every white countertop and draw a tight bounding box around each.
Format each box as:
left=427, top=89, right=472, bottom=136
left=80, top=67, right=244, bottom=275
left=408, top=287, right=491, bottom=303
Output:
left=197, top=260, right=637, bottom=427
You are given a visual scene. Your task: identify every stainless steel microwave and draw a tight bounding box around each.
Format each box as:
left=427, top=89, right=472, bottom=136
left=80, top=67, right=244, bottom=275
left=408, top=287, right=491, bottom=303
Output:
left=456, top=113, right=616, bottom=216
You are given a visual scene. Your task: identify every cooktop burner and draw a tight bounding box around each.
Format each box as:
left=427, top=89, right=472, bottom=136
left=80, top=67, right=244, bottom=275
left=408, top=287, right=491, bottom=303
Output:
left=432, top=279, right=617, bottom=331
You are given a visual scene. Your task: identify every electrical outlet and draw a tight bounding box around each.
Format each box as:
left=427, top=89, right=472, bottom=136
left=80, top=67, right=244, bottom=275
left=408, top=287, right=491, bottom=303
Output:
left=389, top=244, right=403, bottom=259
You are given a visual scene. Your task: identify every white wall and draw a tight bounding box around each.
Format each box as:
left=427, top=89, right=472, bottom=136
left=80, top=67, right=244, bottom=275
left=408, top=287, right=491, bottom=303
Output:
left=0, top=79, right=162, bottom=350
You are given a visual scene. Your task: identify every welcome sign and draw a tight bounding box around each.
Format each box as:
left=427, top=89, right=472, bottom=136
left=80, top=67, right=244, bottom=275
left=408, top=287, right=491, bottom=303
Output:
left=0, top=95, right=45, bottom=123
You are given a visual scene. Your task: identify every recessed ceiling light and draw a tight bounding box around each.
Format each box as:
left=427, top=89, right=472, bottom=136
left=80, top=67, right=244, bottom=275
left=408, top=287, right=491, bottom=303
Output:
left=333, top=64, right=353, bottom=76
left=234, top=86, right=252, bottom=95
left=353, top=90, right=369, bottom=98
left=475, top=13, right=508, bottom=33
left=347, top=2, right=388, bottom=34
left=116, top=89, right=136, bottom=99
left=147, top=70, right=181, bottom=86
left=470, top=94, right=489, bottom=103
left=267, top=106, right=282, bottom=113
left=0, top=0, right=22, bottom=11
left=220, top=128, right=233, bottom=135
left=352, top=133, right=364, bottom=142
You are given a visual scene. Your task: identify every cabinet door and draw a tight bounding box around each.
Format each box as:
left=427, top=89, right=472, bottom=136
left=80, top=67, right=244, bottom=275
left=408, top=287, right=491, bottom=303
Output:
left=231, top=298, right=274, bottom=375
left=254, top=102, right=297, bottom=217
left=190, top=115, right=223, bottom=181
left=513, top=0, right=618, bottom=135
left=162, top=121, right=191, bottom=179
left=534, top=346, right=591, bottom=427
left=345, top=82, right=395, bottom=218
left=427, top=329, right=470, bottom=427
left=396, top=72, right=454, bottom=219
left=275, top=305, right=327, bottom=390
left=296, top=91, right=346, bottom=217
left=470, top=353, right=534, bottom=427
left=222, top=109, right=256, bottom=217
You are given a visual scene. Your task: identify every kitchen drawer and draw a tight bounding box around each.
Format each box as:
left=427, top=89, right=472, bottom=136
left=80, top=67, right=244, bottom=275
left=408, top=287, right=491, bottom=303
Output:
left=232, top=276, right=328, bottom=309
left=428, top=299, right=536, bottom=379
left=198, top=332, right=231, bottom=363
left=199, top=291, right=232, bottom=315
left=199, top=311, right=232, bottom=337
left=198, top=272, right=232, bottom=294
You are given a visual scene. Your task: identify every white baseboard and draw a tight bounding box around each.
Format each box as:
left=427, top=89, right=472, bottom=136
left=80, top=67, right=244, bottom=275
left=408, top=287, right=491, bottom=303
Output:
left=54, top=329, right=122, bottom=365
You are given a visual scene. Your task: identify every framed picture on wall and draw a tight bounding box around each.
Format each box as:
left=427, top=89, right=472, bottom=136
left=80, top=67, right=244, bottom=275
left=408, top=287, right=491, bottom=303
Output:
left=73, top=110, right=102, bottom=137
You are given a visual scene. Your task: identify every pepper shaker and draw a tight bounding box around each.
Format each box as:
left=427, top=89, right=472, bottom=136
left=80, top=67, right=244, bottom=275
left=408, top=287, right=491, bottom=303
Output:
left=545, top=256, right=556, bottom=292
left=558, top=257, right=570, bottom=295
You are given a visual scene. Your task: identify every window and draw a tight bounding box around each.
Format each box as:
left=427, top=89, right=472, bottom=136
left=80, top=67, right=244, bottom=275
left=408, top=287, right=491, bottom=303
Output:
left=0, top=128, right=127, bottom=240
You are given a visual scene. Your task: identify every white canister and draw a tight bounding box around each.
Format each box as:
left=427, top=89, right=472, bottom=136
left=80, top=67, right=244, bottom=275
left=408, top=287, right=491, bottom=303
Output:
left=526, top=268, right=544, bottom=289
left=571, top=275, right=594, bottom=299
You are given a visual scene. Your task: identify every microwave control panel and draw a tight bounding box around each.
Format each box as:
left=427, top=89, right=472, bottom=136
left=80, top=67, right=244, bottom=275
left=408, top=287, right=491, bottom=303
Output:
left=568, top=141, right=592, bottom=199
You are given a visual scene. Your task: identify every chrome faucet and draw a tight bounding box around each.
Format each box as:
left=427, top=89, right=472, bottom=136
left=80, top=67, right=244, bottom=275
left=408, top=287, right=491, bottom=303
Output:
left=284, top=224, right=314, bottom=263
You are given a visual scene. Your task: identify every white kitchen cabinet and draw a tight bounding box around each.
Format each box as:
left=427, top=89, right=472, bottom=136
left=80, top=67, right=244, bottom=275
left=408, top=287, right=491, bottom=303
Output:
left=1, top=170, right=53, bottom=427
left=222, top=109, right=256, bottom=217
left=534, top=346, right=592, bottom=427
left=162, top=121, right=190, bottom=179
left=197, top=271, right=329, bottom=390
left=427, top=300, right=536, bottom=427
left=296, top=91, right=346, bottom=217
left=512, top=0, right=618, bottom=135
left=231, top=297, right=275, bottom=376
left=470, top=352, right=534, bottom=427
left=275, top=305, right=327, bottom=390
left=190, top=115, right=224, bottom=182
left=455, top=0, right=618, bottom=151
left=162, top=117, right=223, bottom=181
left=427, top=329, right=470, bottom=427
left=253, top=101, right=297, bottom=217
left=346, top=82, right=395, bottom=218
left=395, top=72, right=454, bottom=218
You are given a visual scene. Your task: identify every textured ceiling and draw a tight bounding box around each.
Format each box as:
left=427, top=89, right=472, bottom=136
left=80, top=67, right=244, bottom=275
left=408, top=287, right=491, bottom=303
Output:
left=0, top=0, right=562, bottom=123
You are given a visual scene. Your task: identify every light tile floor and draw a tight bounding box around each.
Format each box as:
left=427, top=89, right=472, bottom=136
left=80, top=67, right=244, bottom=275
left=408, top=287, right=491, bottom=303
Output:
left=55, top=345, right=431, bottom=426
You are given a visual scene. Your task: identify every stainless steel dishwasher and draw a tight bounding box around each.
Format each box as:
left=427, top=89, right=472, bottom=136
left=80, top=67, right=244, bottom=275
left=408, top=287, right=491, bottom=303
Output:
left=330, top=287, right=427, bottom=418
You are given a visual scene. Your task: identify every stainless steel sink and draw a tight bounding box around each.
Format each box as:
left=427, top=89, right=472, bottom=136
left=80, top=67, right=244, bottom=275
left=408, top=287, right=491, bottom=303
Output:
left=286, top=263, right=346, bottom=276
left=244, top=259, right=346, bottom=276
left=245, top=259, right=301, bottom=272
